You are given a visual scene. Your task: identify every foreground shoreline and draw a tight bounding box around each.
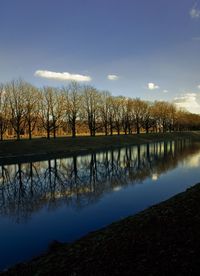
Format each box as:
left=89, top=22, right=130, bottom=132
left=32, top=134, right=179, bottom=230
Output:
left=2, top=182, right=200, bottom=275
left=1, top=131, right=200, bottom=165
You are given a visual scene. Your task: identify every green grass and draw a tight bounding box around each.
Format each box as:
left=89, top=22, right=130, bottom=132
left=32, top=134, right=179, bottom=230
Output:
left=3, top=182, right=200, bottom=275
left=1, top=131, right=200, bottom=164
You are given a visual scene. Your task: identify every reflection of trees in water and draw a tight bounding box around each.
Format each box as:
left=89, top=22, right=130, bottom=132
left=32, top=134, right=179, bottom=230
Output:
left=0, top=163, right=43, bottom=222
left=0, top=140, right=199, bottom=222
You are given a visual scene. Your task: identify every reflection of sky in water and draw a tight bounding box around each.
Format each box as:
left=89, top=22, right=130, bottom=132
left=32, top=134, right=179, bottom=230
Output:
left=184, top=154, right=200, bottom=168
left=151, top=173, right=158, bottom=181
left=0, top=140, right=200, bottom=270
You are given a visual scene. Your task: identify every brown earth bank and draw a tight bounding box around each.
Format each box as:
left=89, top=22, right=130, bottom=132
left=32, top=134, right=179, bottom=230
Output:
left=2, top=182, right=200, bottom=275
left=1, top=131, right=200, bottom=165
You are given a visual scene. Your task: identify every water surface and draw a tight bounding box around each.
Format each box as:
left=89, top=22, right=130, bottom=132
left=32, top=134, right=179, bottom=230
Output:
left=0, top=140, right=200, bottom=270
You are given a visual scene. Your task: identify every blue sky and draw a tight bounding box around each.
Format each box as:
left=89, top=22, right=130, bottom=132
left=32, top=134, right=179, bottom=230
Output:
left=1, top=0, right=200, bottom=112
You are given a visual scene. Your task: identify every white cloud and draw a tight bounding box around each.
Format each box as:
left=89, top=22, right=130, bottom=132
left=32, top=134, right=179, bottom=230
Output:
left=190, top=5, right=200, bottom=18
left=107, top=74, right=119, bottom=80
left=197, top=85, right=200, bottom=89
left=34, top=70, right=91, bottom=82
left=192, top=36, right=200, bottom=41
left=163, top=89, right=168, bottom=93
left=147, top=82, right=159, bottom=90
left=174, top=93, right=200, bottom=114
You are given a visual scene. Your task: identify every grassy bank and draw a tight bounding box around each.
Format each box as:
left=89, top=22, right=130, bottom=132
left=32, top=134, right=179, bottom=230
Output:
left=1, top=131, right=200, bottom=164
left=2, top=182, right=200, bottom=275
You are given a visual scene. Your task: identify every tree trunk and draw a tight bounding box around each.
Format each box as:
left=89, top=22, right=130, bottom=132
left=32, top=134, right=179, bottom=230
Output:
left=17, top=129, right=20, bottom=140
left=0, top=125, right=3, bottom=141
left=104, top=124, right=108, bottom=136
left=47, top=128, right=50, bottom=139
left=72, top=126, right=76, bottom=138
left=136, top=123, right=140, bottom=134
left=110, top=125, right=113, bottom=136
left=28, top=121, right=32, bottom=140
left=53, top=125, right=56, bottom=139
left=72, top=116, right=76, bottom=138
left=145, top=123, right=149, bottom=134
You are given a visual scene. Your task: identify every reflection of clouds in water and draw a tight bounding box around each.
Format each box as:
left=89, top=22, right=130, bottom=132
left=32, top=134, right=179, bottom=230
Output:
left=184, top=152, right=200, bottom=168
left=151, top=173, right=158, bottom=181
left=113, top=186, right=122, bottom=192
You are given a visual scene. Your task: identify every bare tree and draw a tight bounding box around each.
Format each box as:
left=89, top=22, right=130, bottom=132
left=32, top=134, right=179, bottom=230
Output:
left=5, top=80, right=26, bottom=140
left=50, top=89, right=65, bottom=138
left=168, top=103, right=177, bottom=132
left=39, top=87, right=64, bottom=139
left=129, top=98, right=147, bottom=134
left=0, top=84, right=9, bottom=140
left=83, top=86, right=101, bottom=136
left=142, top=104, right=155, bottom=134
left=126, top=98, right=134, bottom=134
left=121, top=97, right=129, bottom=135
left=99, top=91, right=111, bottom=136
left=152, top=101, right=171, bottom=133
left=24, top=83, right=40, bottom=139
left=63, top=82, right=82, bottom=138
left=107, top=96, right=115, bottom=135
left=39, top=88, right=52, bottom=139
left=113, top=97, right=124, bottom=135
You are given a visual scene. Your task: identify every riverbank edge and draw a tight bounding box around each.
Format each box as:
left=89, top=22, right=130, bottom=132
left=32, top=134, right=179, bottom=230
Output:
left=1, top=131, right=200, bottom=165
left=2, top=182, right=200, bottom=275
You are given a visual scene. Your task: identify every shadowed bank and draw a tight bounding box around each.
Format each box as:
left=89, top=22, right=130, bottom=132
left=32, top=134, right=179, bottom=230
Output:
left=1, top=131, right=200, bottom=164
left=2, top=182, right=200, bottom=275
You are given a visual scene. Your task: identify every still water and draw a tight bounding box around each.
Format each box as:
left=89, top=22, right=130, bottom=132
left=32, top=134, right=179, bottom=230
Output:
left=0, top=140, right=200, bottom=270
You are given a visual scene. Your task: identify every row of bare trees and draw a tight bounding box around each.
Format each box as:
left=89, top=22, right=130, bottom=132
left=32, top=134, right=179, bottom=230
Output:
left=0, top=79, right=200, bottom=140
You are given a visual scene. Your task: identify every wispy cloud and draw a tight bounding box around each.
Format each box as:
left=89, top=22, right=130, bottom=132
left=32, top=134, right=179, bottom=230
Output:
left=192, top=36, right=200, bottom=40
left=107, top=74, right=119, bottom=80
left=147, top=82, right=159, bottom=90
left=190, top=2, right=200, bottom=19
left=163, top=89, right=168, bottom=93
left=174, top=93, right=200, bottom=114
left=198, top=84, right=200, bottom=89
left=34, top=70, right=92, bottom=82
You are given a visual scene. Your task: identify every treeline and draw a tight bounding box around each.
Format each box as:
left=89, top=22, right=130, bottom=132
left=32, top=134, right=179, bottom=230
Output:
left=0, top=79, right=200, bottom=140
